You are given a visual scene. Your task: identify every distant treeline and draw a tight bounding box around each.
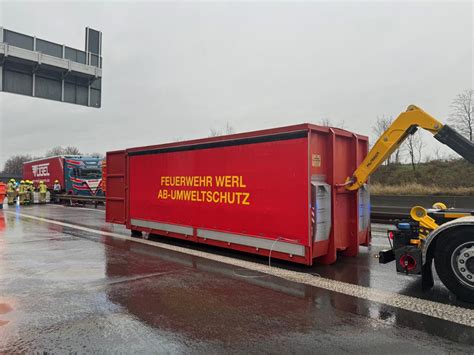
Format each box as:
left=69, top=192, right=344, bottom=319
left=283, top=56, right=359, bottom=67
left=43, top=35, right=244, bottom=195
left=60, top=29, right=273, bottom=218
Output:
left=371, top=159, right=474, bottom=195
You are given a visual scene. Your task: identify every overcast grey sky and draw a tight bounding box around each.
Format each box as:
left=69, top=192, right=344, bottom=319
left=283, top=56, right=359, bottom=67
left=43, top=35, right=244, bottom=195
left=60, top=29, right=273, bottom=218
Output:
left=0, top=0, right=472, bottom=166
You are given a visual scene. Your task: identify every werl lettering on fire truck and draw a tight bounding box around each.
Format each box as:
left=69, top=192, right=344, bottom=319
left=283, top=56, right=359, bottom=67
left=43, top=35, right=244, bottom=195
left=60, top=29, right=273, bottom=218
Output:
left=157, top=175, right=251, bottom=205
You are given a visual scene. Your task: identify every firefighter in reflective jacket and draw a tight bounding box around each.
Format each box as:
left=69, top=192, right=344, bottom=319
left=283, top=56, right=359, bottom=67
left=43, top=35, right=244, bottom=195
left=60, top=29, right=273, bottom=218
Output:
left=24, top=180, right=32, bottom=205
left=18, top=180, right=27, bottom=205
left=30, top=181, right=36, bottom=204
left=38, top=181, right=48, bottom=204
left=7, top=179, right=16, bottom=205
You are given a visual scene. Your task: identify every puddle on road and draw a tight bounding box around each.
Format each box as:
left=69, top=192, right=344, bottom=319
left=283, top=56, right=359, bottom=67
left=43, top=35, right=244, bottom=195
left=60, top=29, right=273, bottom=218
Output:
left=0, top=301, right=14, bottom=327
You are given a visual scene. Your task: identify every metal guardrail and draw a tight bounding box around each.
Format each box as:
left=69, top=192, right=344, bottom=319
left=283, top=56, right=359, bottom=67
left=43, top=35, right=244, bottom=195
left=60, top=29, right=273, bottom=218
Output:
left=0, top=174, right=22, bottom=182
left=55, top=194, right=105, bottom=208
left=53, top=194, right=407, bottom=223
left=371, top=195, right=473, bottom=210
left=370, top=208, right=409, bottom=224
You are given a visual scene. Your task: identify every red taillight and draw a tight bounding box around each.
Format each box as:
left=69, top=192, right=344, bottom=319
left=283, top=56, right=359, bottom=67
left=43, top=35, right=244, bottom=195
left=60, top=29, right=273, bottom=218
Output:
left=399, top=254, right=417, bottom=271
left=388, top=231, right=394, bottom=240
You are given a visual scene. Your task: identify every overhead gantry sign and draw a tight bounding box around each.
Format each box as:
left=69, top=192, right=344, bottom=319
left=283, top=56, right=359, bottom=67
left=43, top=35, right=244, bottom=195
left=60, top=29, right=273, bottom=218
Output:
left=0, top=27, right=102, bottom=108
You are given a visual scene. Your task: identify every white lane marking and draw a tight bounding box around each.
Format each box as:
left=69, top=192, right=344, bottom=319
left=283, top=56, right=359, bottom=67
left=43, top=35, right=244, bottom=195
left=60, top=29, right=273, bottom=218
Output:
left=6, top=210, right=474, bottom=327
left=48, top=204, right=105, bottom=213
left=0, top=236, right=78, bottom=245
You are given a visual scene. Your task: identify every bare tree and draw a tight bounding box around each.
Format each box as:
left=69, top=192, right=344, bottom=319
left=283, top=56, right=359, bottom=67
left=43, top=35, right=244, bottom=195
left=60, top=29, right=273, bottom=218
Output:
left=46, top=146, right=82, bottom=157
left=64, top=146, right=82, bottom=155
left=373, top=115, right=392, bottom=136
left=405, top=130, right=425, bottom=171
left=209, top=122, right=235, bottom=137
left=1, top=154, right=34, bottom=175
left=318, top=118, right=332, bottom=127
left=209, top=128, right=222, bottom=137
left=2, top=147, right=84, bottom=175
left=318, top=118, right=346, bottom=129
left=449, top=89, right=473, bottom=141
left=224, top=122, right=234, bottom=134
left=372, top=115, right=402, bottom=165
left=431, top=147, right=447, bottom=162
left=373, top=115, right=392, bottom=165
left=337, top=120, right=346, bottom=129
left=45, top=146, right=65, bottom=157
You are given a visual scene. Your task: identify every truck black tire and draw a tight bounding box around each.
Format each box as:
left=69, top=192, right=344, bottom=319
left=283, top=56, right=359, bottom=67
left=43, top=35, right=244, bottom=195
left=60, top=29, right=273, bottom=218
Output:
left=434, top=227, right=474, bottom=303
left=131, top=229, right=143, bottom=238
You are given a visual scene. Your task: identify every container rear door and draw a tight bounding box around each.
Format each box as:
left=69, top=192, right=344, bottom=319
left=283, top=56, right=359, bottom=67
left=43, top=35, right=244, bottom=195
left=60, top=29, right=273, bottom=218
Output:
left=105, top=150, right=127, bottom=224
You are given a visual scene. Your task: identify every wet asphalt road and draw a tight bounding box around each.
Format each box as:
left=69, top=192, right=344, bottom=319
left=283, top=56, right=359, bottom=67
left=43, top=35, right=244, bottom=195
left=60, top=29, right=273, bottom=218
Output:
left=0, top=204, right=473, bottom=353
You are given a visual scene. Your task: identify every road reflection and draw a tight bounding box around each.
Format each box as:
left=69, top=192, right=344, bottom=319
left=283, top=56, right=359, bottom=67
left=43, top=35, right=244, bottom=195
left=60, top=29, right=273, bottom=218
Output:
left=100, top=234, right=472, bottom=345
left=103, top=240, right=346, bottom=342
left=0, top=211, right=5, bottom=234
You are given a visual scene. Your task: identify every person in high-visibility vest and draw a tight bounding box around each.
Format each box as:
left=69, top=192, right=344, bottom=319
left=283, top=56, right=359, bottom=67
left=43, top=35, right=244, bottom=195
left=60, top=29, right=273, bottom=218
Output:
left=0, top=182, right=6, bottom=209
left=7, top=179, right=16, bottom=205
left=18, top=180, right=27, bottom=205
left=13, top=179, right=18, bottom=200
left=38, top=181, right=48, bottom=204
left=24, top=180, right=31, bottom=205
left=29, top=181, right=35, bottom=204
left=23, top=180, right=29, bottom=205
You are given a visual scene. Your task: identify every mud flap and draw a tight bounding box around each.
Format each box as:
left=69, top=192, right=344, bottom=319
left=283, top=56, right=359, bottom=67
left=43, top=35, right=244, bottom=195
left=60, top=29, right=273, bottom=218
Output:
left=421, top=260, right=434, bottom=291
left=378, top=249, right=395, bottom=264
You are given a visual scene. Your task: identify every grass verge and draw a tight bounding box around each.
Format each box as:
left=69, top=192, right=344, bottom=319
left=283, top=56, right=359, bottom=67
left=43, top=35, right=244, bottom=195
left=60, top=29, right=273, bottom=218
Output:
left=370, top=183, right=474, bottom=196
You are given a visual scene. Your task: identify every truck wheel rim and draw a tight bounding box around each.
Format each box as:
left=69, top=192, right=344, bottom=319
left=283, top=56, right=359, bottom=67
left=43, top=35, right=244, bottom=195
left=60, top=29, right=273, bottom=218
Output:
left=451, top=242, right=474, bottom=289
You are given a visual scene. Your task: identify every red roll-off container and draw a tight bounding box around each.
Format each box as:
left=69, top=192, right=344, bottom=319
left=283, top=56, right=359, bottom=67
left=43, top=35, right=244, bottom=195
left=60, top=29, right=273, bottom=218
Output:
left=106, top=124, right=370, bottom=265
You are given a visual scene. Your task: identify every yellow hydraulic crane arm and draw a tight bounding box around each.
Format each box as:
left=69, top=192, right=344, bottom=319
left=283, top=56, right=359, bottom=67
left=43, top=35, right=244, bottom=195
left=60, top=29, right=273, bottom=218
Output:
left=346, top=105, right=474, bottom=191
